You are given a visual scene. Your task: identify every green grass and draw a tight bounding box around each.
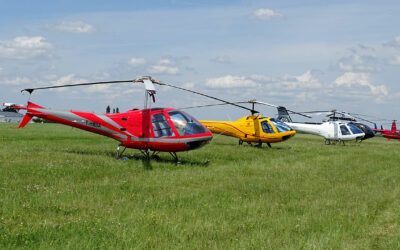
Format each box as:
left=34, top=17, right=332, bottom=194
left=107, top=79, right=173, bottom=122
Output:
left=1, top=123, right=400, bottom=249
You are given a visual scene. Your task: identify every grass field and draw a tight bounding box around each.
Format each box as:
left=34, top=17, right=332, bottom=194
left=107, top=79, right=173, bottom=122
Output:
left=1, top=123, right=400, bottom=249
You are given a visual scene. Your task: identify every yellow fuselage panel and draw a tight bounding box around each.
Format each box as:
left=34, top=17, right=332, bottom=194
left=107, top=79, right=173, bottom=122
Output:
left=200, top=116, right=295, bottom=143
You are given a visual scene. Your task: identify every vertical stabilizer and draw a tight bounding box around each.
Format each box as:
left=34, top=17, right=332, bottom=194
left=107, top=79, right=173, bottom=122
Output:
left=277, top=106, right=292, bottom=122
left=14, top=102, right=45, bottom=128
left=391, top=121, right=397, bottom=132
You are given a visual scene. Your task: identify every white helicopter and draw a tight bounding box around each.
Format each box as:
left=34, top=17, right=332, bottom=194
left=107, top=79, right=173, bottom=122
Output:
left=277, top=107, right=366, bottom=145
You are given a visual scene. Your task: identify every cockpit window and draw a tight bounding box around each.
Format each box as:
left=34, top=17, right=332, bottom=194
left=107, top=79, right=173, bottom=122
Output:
left=168, top=110, right=207, bottom=136
left=340, top=125, right=351, bottom=135
left=348, top=123, right=363, bottom=134
left=269, top=118, right=293, bottom=132
left=152, top=113, right=174, bottom=138
left=261, top=121, right=274, bottom=133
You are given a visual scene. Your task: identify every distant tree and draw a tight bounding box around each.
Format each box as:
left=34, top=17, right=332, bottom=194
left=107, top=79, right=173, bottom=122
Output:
left=116, top=107, right=120, bottom=113
left=112, top=108, right=115, bottom=114
left=106, top=105, right=110, bottom=114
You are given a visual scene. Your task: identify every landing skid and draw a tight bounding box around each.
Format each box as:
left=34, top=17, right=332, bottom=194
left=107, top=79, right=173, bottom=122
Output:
left=324, top=139, right=351, bottom=146
left=116, top=144, right=181, bottom=164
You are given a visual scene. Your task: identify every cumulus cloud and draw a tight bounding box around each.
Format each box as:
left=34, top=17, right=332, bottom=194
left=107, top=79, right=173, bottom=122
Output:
left=383, top=35, right=400, bottom=47
left=337, top=54, right=380, bottom=72
left=148, top=59, right=179, bottom=75
left=51, top=21, right=95, bottom=33
left=52, top=74, right=85, bottom=86
left=388, top=55, right=400, bottom=65
left=128, top=57, right=146, bottom=66
left=251, top=8, right=283, bottom=20
left=250, top=71, right=322, bottom=90
left=2, top=76, right=31, bottom=85
left=206, top=75, right=259, bottom=88
left=182, top=82, right=195, bottom=89
left=0, top=36, right=53, bottom=59
left=396, top=35, right=400, bottom=45
left=282, top=71, right=322, bottom=89
left=334, top=72, right=388, bottom=97
left=49, top=74, right=116, bottom=94
left=210, top=55, right=232, bottom=64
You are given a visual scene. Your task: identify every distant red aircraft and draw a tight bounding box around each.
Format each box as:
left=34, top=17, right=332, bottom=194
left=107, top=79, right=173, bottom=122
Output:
left=373, top=121, right=400, bottom=141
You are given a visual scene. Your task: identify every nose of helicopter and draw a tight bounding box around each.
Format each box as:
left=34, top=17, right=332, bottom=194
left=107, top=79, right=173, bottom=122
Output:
left=282, top=130, right=296, bottom=141
left=186, top=135, right=213, bottom=150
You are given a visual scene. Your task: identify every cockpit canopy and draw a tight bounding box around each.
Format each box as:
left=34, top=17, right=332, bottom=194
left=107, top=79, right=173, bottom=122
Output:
left=151, top=109, right=209, bottom=138
left=168, top=110, right=208, bottom=136
left=260, top=117, right=293, bottom=134
left=339, top=123, right=364, bottom=135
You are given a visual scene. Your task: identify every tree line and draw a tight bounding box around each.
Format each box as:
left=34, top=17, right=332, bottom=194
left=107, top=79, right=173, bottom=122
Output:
left=106, top=105, right=120, bottom=114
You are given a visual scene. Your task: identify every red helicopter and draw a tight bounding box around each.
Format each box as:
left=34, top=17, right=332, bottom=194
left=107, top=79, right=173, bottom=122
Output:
left=15, top=76, right=220, bottom=162
left=373, top=121, right=400, bottom=141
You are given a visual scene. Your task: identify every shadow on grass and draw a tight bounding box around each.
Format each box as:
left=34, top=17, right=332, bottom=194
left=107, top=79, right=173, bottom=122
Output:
left=61, top=148, right=210, bottom=168
left=211, top=141, right=291, bottom=150
left=121, top=154, right=211, bottom=169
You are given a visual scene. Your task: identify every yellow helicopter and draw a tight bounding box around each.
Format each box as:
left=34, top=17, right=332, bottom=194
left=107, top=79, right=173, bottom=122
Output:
left=184, top=100, right=311, bottom=148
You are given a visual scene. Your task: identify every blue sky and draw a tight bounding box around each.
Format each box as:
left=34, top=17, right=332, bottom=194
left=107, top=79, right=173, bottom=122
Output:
left=1, top=0, right=400, bottom=123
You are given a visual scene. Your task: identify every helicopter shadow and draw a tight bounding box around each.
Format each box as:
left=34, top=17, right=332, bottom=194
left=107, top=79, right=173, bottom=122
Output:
left=120, top=154, right=210, bottom=169
left=61, top=148, right=113, bottom=157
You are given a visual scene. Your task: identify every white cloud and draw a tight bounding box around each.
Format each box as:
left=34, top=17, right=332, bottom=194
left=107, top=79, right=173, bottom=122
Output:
left=182, top=82, right=195, bottom=89
left=52, top=21, right=95, bottom=33
left=157, top=59, right=173, bottom=65
left=252, top=8, right=283, bottom=20
left=0, top=36, right=53, bottom=59
left=50, top=74, right=117, bottom=94
left=334, top=72, right=388, bottom=97
left=210, top=55, right=232, bottom=64
left=52, top=74, right=83, bottom=85
left=2, top=76, right=31, bottom=85
left=395, top=35, right=400, bottom=45
left=388, top=55, right=400, bottom=65
left=250, top=71, right=321, bottom=90
left=149, top=65, right=179, bottom=75
left=128, top=57, right=146, bottom=66
left=293, top=71, right=321, bottom=88
left=206, top=75, right=258, bottom=88
left=148, top=59, right=179, bottom=75
left=47, top=74, right=87, bottom=92
left=337, top=54, right=380, bottom=72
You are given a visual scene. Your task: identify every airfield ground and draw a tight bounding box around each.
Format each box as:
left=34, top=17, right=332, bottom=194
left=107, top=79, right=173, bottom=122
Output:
left=1, top=123, right=400, bottom=249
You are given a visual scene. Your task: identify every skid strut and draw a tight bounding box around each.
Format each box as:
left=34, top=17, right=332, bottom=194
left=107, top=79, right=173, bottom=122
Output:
left=115, top=143, right=127, bottom=159
left=169, top=152, right=180, bottom=164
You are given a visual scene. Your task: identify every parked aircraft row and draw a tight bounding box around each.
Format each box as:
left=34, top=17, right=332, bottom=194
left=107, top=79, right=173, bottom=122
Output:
left=5, top=76, right=398, bottom=162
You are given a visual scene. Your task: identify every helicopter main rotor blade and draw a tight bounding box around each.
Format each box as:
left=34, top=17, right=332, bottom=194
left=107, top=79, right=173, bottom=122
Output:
left=252, top=100, right=312, bottom=118
left=340, top=112, right=375, bottom=124
left=298, top=110, right=333, bottom=114
left=21, top=79, right=142, bottom=94
left=180, top=101, right=255, bottom=110
left=154, top=81, right=259, bottom=114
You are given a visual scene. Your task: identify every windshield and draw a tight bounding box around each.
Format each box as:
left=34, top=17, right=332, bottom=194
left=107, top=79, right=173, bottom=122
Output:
left=269, top=118, right=293, bottom=132
left=168, top=110, right=208, bottom=136
left=347, top=123, right=363, bottom=134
